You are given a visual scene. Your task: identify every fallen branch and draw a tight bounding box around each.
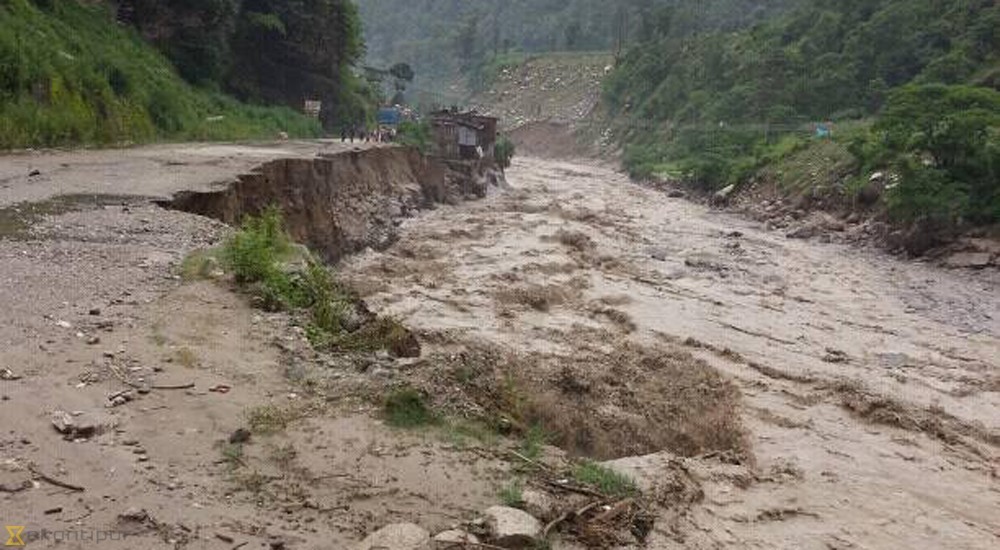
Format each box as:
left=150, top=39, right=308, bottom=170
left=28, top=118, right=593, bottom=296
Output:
left=542, top=478, right=605, bottom=499
left=508, top=450, right=554, bottom=472
left=151, top=382, right=196, bottom=391
left=542, top=500, right=602, bottom=537
left=30, top=466, right=85, bottom=492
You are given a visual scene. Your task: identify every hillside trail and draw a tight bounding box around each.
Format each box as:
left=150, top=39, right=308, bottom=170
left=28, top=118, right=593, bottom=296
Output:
left=342, top=155, right=1000, bottom=549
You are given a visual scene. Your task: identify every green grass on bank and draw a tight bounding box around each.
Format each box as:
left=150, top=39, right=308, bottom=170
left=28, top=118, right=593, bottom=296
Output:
left=0, top=0, right=320, bottom=149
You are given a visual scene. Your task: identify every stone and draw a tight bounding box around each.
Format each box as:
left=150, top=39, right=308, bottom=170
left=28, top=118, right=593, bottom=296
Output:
left=786, top=225, right=818, bottom=240
left=944, top=252, right=993, bottom=270
left=357, top=523, right=431, bottom=550
left=432, top=530, right=480, bottom=547
left=711, top=184, right=736, bottom=206
left=520, top=489, right=558, bottom=521
left=52, top=410, right=115, bottom=439
left=482, top=506, right=542, bottom=547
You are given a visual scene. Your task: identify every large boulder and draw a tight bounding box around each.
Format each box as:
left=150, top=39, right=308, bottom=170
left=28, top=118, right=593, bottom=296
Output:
left=357, top=523, right=431, bottom=550
left=482, top=506, right=542, bottom=547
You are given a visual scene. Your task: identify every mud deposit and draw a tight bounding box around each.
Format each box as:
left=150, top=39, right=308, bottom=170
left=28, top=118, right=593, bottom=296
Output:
left=342, top=156, right=1000, bottom=548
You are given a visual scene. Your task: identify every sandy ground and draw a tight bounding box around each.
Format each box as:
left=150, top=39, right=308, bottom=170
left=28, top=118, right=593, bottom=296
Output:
left=1, top=146, right=997, bottom=549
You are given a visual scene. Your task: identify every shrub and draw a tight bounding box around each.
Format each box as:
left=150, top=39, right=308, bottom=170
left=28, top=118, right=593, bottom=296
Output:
left=572, top=460, right=638, bottom=498
left=397, top=120, right=432, bottom=153
left=384, top=387, right=437, bottom=428
left=495, top=134, right=516, bottom=171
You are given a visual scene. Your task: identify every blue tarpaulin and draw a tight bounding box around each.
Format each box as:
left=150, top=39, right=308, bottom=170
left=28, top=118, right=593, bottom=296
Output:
left=378, top=108, right=401, bottom=126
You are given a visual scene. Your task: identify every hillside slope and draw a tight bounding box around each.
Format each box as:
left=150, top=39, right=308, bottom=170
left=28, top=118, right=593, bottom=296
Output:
left=0, top=0, right=320, bottom=149
left=605, top=0, right=1000, bottom=248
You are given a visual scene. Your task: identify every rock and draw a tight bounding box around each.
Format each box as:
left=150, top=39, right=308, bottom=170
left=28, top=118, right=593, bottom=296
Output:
left=520, top=489, right=558, bottom=521
left=119, top=507, right=148, bottom=522
left=86, top=335, right=101, bottom=345
left=432, top=530, right=480, bottom=547
left=89, top=308, right=101, bottom=316
left=482, top=506, right=542, bottom=547
left=786, top=225, right=818, bottom=240
left=52, top=410, right=116, bottom=439
left=944, top=252, right=993, bottom=269
left=357, top=523, right=431, bottom=550
left=649, top=247, right=669, bottom=262
left=0, top=368, right=21, bottom=381
left=228, top=428, right=252, bottom=444
left=711, top=184, right=736, bottom=206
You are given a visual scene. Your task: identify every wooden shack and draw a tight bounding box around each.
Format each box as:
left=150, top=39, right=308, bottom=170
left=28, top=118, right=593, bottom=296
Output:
left=429, top=110, right=498, bottom=161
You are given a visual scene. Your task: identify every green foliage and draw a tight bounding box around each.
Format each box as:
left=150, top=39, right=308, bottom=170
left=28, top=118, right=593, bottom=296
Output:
left=227, top=0, right=369, bottom=129
left=357, top=1, right=794, bottom=95
left=498, top=478, right=524, bottom=508
left=383, top=387, right=437, bottom=428
left=572, top=461, right=638, bottom=498
left=0, top=0, right=320, bottom=149
left=221, top=206, right=292, bottom=285
left=606, top=0, right=1000, bottom=225
left=858, top=84, right=1000, bottom=225
left=396, top=120, right=431, bottom=153
left=495, top=134, right=516, bottom=171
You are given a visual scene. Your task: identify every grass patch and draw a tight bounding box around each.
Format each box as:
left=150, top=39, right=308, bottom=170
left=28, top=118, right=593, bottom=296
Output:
left=218, top=442, right=245, bottom=471
left=221, top=207, right=417, bottom=356
left=572, top=461, right=638, bottom=498
left=520, top=424, right=548, bottom=461
left=498, top=478, right=525, bottom=508
left=383, top=387, right=437, bottom=428
left=246, top=404, right=300, bottom=434
left=174, top=347, right=199, bottom=369
left=179, top=249, right=220, bottom=281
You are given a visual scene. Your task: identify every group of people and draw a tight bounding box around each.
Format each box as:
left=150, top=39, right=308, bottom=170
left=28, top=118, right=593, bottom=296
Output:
left=340, top=125, right=397, bottom=144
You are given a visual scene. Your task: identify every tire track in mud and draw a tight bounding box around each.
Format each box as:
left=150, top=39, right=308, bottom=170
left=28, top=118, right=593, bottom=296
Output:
left=341, top=156, right=1000, bottom=549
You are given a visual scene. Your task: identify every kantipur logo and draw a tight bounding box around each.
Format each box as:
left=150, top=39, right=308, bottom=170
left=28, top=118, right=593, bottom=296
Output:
left=4, top=526, right=25, bottom=547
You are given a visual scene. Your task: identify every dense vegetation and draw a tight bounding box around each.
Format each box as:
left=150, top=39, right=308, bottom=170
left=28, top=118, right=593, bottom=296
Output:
left=606, top=0, right=1000, bottom=227
left=0, top=0, right=321, bottom=148
left=0, top=0, right=378, bottom=149
left=356, top=0, right=794, bottom=97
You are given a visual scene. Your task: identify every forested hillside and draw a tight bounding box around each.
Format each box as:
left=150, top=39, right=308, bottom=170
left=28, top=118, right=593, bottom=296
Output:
left=0, top=0, right=371, bottom=149
left=606, top=0, right=1000, bottom=231
left=356, top=0, right=796, bottom=95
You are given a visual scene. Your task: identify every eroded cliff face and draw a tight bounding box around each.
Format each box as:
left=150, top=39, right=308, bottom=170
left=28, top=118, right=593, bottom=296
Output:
left=163, top=147, right=502, bottom=262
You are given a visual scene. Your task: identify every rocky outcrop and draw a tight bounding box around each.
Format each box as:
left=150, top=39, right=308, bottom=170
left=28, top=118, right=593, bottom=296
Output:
left=163, top=147, right=503, bottom=263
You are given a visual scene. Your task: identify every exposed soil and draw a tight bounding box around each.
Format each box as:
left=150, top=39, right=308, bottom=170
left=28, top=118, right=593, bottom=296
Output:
left=1, top=144, right=998, bottom=549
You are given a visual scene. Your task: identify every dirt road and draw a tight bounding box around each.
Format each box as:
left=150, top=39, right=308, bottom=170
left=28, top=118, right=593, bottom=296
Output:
left=1, top=146, right=997, bottom=549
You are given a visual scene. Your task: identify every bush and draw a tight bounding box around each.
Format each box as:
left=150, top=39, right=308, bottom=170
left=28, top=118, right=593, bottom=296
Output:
left=495, top=134, right=516, bottom=171
left=383, top=387, right=437, bottom=428
left=572, top=461, right=638, bottom=497
left=397, top=120, right=432, bottom=153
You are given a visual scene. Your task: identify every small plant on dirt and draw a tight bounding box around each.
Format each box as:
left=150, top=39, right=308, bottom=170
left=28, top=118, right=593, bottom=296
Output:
left=222, top=206, right=293, bottom=284
left=174, top=347, right=199, bottom=369
left=520, top=424, right=548, bottom=461
left=246, top=404, right=299, bottom=434
left=268, top=443, right=298, bottom=469
left=180, top=249, right=219, bottom=281
left=219, top=442, right=245, bottom=471
left=572, top=461, right=638, bottom=498
left=383, top=387, right=437, bottom=428
left=498, top=478, right=525, bottom=508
